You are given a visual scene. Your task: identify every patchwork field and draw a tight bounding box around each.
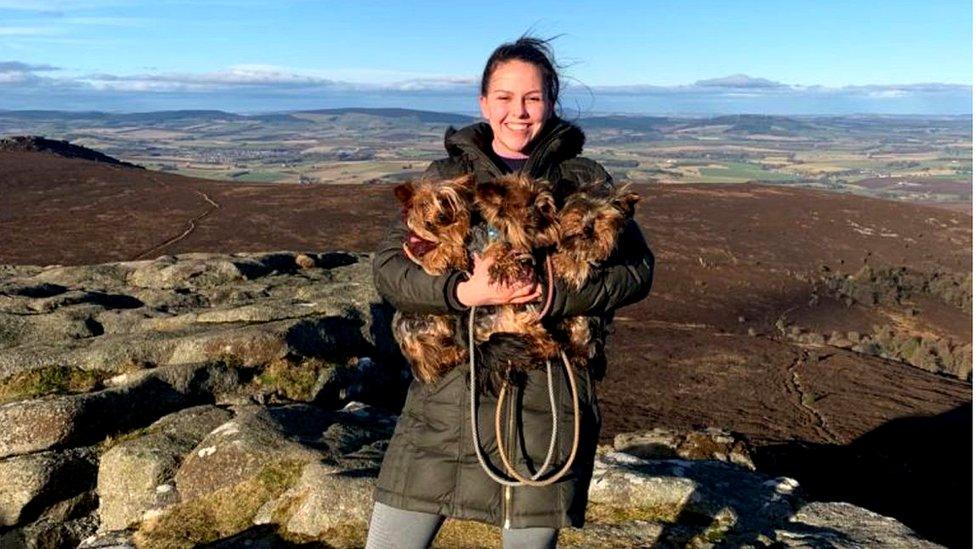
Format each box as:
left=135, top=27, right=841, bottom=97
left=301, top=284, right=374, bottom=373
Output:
left=1, top=110, right=970, bottom=211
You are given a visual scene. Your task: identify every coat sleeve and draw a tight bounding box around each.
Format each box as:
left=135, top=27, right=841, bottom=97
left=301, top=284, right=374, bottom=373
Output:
left=543, top=219, right=654, bottom=318
left=542, top=159, right=655, bottom=318
left=370, top=159, right=471, bottom=314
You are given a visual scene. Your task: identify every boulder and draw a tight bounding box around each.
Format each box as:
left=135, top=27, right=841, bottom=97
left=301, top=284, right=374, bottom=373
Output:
left=96, top=405, right=233, bottom=531
left=588, top=451, right=799, bottom=544
left=613, top=427, right=755, bottom=470
left=0, top=362, right=239, bottom=458
left=0, top=490, right=99, bottom=549
left=0, top=447, right=98, bottom=526
left=175, top=403, right=394, bottom=501
left=254, top=461, right=377, bottom=538
left=775, top=501, right=945, bottom=548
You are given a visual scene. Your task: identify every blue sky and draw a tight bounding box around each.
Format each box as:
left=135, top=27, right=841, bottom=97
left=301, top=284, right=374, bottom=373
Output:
left=0, top=0, right=971, bottom=114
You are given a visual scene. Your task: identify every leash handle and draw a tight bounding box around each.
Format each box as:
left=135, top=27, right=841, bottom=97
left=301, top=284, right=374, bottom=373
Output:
left=494, top=350, right=581, bottom=486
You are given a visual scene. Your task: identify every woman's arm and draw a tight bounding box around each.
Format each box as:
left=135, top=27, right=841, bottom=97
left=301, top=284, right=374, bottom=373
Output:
left=543, top=218, right=654, bottom=318
left=542, top=157, right=655, bottom=317
left=371, top=216, right=471, bottom=314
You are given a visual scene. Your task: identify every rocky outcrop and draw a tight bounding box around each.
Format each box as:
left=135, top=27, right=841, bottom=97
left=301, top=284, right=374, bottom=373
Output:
left=0, top=136, right=141, bottom=168
left=613, top=426, right=755, bottom=469
left=97, top=405, right=233, bottom=532
left=795, top=264, right=975, bottom=380
left=0, top=251, right=403, bottom=547
left=0, top=251, right=945, bottom=547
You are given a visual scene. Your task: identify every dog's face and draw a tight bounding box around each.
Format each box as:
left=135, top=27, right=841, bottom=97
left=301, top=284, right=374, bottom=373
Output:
left=395, top=175, right=474, bottom=243
left=475, top=174, right=560, bottom=251
left=558, top=186, right=640, bottom=264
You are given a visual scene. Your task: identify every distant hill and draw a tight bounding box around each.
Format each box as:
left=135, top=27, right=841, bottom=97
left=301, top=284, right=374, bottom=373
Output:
left=0, top=136, right=141, bottom=168
left=577, top=115, right=672, bottom=132
left=674, top=114, right=815, bottom=135
left=0, top=109, right=246, bottom=123
left=297, top=107, right=476, bottom=125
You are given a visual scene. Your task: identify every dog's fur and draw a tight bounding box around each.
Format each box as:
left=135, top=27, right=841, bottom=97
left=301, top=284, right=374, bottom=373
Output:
left=550, top=183, right=641, bottom=371
left=469, top=174, right=562, bottom=394
left=550, top=183, right=640, bottom=290
left=391, top=175, right=474, bottom=384
left=396, top=175, right=473, bottom=275
left=475, top=174, right=560, bottom=285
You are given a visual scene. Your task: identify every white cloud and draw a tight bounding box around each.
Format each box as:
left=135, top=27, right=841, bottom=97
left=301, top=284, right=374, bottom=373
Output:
left=0, top=61, right=59, bottom=72
left=0, top=63, right=969, bottom=114
left=867, top=89, right=909, bottom=99
left=0, top=26, right=58, bottom=36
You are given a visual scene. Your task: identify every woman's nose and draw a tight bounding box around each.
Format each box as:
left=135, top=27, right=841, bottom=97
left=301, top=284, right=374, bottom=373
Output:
left=511, top=99, right=528, bottom=117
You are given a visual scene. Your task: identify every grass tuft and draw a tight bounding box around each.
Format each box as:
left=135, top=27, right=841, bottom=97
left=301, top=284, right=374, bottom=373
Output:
left=134, top=459, right=305, bottom=548
left=0, top=364, right=109, bottom=404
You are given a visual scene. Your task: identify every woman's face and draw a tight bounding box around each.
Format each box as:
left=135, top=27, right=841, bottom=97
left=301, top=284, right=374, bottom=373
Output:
left=479, top=59, right=552, bottom=158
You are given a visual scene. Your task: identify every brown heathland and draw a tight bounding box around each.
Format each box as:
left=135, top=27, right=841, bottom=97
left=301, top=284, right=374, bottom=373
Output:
left=1, top=150, right=971, bottom=544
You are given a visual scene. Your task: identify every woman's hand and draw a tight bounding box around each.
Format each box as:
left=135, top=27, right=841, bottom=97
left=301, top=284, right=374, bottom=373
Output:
left=456, top=253, right=542, bottom=307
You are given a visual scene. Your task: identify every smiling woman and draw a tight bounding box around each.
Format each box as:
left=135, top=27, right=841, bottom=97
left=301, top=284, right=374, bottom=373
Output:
left=479, top=60, right=551, bottom=159
left=367, top=35, right=655, bottom=549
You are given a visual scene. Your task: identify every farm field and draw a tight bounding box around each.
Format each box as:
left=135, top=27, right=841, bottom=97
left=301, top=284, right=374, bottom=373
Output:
left=1, top=110, right=970, bottom=210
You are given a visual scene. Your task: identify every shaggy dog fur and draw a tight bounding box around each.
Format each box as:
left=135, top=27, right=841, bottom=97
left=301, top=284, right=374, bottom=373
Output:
left=389, top=172, right=641, bottom=393
left=390, top=175, right=474, bottom=383
left=469, top=174, right=562, bottom=394
left=550, top=183, right=641, bottom=371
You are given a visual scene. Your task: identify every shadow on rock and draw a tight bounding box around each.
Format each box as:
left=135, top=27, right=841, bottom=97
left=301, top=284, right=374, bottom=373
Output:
left=200, top=524, right=330, bottom=548
left=754, top=403, right=972, bottom=548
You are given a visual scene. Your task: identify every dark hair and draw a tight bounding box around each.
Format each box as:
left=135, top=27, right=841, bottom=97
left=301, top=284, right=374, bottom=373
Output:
left=480, top=35, right=562, bottom=114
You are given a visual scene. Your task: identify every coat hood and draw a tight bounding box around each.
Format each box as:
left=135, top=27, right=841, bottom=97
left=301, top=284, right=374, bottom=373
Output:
left=441, top=117, right=586, bottom=178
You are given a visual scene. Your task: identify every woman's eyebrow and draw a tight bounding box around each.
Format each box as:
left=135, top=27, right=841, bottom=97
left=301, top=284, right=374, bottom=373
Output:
left=492, top=89, right=543, bottom=95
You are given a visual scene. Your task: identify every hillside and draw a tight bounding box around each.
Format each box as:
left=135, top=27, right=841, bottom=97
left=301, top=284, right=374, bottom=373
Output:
left=0, top=136, right=141, bottom=168
left=0, top=149, right=971, bottom=546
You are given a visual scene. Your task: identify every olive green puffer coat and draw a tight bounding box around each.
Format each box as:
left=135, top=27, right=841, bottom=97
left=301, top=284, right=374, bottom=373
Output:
left=372, top=117, right=654, bottom=529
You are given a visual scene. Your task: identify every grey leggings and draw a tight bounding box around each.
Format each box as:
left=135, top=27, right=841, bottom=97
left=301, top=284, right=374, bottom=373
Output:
left=365, top=501, right=558, bottom=548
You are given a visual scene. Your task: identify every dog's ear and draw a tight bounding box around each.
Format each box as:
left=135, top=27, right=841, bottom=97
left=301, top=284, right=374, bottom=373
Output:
left=447, top=174, right=476, bottom=201
left=612, top=191, right=641, bottom=218
left=394, top=181, right=415, bottom=205
left=476, top=181, right=507, bottom=207
left=535, top=192, right=557, bottom=220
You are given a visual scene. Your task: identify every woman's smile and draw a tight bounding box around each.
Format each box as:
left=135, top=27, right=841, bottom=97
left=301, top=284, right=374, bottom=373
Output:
left=479, top=59, right=551, bottom=159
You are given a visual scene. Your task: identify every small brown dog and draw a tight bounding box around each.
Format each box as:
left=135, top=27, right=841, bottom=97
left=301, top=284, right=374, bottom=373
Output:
left=550, top=183, right=641, bottom=371
left=474, top=173, right=561, bottom=284
left=469, top=173, right=562, bottom=394
left=391, top=175, right=474, bottom=384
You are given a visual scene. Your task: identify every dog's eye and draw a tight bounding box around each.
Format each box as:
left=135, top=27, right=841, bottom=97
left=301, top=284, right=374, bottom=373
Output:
left=436, top=212, right=450, bottom=224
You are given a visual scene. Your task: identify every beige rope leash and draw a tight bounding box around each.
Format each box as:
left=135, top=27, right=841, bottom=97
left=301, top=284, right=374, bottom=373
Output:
left=494, top=349, right=581, bottom=486
left=536, top=254, right=556, bottom=319
left=469, top=306, right=554, bottom=486
left=468, top=306, right=582, bottom=487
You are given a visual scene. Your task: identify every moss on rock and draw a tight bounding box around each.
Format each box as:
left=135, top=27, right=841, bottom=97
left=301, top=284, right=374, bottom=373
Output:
left=0, top=365, right=109, bottom=404
left=133, top=459, right=304, bottom=548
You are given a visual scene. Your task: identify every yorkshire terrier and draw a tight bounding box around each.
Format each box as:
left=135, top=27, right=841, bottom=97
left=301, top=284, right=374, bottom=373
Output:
left=468, top=173, right=562, bottom=394
left=390, top=175, right=474, bottom=384
left=550, top=183, right=641, bottom=373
